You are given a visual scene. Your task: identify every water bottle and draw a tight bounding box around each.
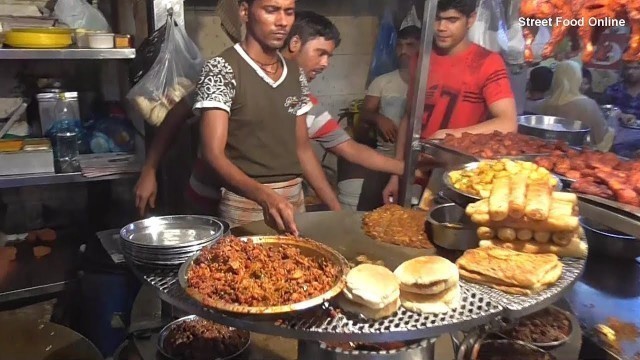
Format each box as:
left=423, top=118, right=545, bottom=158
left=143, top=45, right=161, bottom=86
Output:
left=52, top=95, right=81, bottom=173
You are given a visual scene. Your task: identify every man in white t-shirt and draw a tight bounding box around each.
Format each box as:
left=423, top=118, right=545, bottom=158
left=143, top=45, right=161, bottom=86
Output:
left=360, top=25, right=421, bottom=153
left=351, top=25, right=420, bottom=210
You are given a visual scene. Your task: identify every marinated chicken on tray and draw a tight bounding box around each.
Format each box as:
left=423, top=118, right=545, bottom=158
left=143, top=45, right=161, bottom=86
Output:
left=440, top=131, right=569, bottom=159
left=535, top=150, right=640, bottom=207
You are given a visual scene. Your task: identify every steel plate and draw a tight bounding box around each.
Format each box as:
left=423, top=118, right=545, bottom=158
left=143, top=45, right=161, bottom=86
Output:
left=156, top=315, right=250, bottom=360
left=179, top=235, right=349, bottom=315
left=498, top=306, right=574, bottom=348
left=120, top=215, right=226, bottom=248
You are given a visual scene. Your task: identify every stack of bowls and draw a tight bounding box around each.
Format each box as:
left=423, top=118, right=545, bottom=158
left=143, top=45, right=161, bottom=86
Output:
left=120, top=215, right=228, bottom=267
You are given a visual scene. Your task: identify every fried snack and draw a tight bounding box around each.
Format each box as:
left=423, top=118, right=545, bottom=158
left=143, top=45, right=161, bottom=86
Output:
left=525, top=181, right=552, bottom=220
left=456, top=247, right=563, bottom=295
left=469, top=213, right=579, bottom=232
left=497, top=228, right=517, bottom=242
left=552, top=232, right=574, bottom=246
left=0, top=247, right=17, bottom=261
left=489, top=177, right=510, bottom=221
left=517, top=229, right=533, bottom=241
left=33, top=246, right=51, bottom=258
left=534, top=231, right=551, bottom=243
left=362, top=204, right=433, bottom=249
left=477, top=227, right=495, bottom=240
left=509, top=173, right=528, bottom=218
left=549, top=200, right=574, bottom=217
left=552, top=192, right=578, bottom=205
left=479, top=236, right=588, bottom=258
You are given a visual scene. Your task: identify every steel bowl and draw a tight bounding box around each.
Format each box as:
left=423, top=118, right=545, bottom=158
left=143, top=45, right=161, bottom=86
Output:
left=498, top=306, right=574, bottom=349
left=426, top=203, right=478, bottom=250
left=517, top=115, right=590, bottom=147
left=579, top=217, right=640, bottom=259
left=179, top=235, right=349, bottom=315
left=157, top=315, right=251, bottom=360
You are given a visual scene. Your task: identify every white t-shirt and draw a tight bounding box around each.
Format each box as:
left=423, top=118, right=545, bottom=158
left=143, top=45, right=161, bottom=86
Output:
left=366, top=70, right=408, bottom=149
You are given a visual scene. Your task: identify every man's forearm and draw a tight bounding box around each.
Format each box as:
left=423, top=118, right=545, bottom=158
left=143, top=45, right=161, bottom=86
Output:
left=144, top=100, right=193, bottom=170
left=203, top=153, right=269, bottom=205
left=298, top=146, right=341, bottom=210
left=438, top=117, right=517, bottom=137
left=394, top=116, right=409, bottom=160
left=332, top=141, right=404, bottom=175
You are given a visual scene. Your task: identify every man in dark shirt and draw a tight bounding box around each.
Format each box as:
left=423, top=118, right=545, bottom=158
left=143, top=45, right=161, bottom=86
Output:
left=193, top=0, right=338, bottom=234
left=605, top=61, right=640, bottom=121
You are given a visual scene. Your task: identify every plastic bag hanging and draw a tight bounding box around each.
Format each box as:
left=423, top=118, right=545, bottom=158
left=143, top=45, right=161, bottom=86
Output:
left=367, top=7, right=398, bottom=85
left=468, top=0, right=508, bottom=53
left=503, top=0, right=525, bottom=65
left=126, top=12, right=203, bottom=127
left=54, top=0, right=110, bottom=32
left=401, top=5, right=422, bottom=29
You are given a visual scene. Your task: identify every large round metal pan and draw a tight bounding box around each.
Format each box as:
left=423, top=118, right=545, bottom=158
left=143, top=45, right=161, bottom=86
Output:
left=157, top=315, right=251, bottom=360
left=120, top=215, right=227, bottom=248
left=443, top=161, right=562, bottom=207
left=179, top=235, right=349, bottom=315
left=517, top=115, right=589, bottom=147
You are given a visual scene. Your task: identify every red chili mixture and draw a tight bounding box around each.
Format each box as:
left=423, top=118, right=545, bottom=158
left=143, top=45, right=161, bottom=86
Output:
left=187, top=236, right=340, bottom=307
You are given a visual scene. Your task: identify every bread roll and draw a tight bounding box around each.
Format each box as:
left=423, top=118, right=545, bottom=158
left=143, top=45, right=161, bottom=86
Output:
left=400, top=284, right=461, bottom=314
left=549, top=200, right=574, bottom=217
left=525, top=181, right=552, bottom=220
left=470, top=213, right=579, bottom=232
left=489, top=177, right=510, bottom=221
left=497, top=228, right=516, bottom=242
left=552, top=232, right=574, bottom=246
left=516, top=229, right=533, bottom=241
left=552, top=192, right=578, bottom=205
left=394, top=256, right=458, bottom=295
left=534, top=231, right=551, bottom=243
left=343, top=264, right=399, bottom=309
left=337, top=295, right=400, bottom=320
left=477, top=227, right=495, bottom=240
left=508, top=173, right=528, bottom=219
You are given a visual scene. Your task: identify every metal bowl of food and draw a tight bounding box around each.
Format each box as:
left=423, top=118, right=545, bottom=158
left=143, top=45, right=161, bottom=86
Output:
left=462, top=339, right=556, bottom=360
left=426, top=203, right=478, bottom=250
left=517, top=115, right=590, bottom=147
left=579, top=217, right=640, bottom=259
left=179, top=235, right=349, bottom=315
left=499, top=306, right=574, bottom=348
left=157, top=315, right=251, bottom=360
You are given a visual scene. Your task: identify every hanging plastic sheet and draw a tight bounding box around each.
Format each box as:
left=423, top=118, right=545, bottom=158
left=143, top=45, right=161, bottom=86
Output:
left=368, top=7, right=398, bottom=84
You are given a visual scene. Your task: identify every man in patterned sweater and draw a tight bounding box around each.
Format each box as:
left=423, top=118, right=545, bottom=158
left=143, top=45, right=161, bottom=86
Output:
left=134, top=10, right=406, bottom=223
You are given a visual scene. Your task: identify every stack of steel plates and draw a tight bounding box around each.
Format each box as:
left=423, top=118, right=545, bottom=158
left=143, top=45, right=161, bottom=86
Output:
left=120, top=215, right=228, bottom=266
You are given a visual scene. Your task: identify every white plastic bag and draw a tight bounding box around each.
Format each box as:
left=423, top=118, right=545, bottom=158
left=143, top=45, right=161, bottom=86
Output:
left=400, top=5, right=422, bottom=29
left=503, top=0, right=525, bottom=64
left=126, top=13, right=203, bottom=127
left=469, top=0, right=508, bottom=53
left=54, top=0, right=110, bottom=32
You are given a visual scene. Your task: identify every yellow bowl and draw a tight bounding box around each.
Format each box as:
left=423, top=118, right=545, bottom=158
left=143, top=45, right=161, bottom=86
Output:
left=5, top=30, right=72, bottom=48
left=10, top=27, right=74, bottom=35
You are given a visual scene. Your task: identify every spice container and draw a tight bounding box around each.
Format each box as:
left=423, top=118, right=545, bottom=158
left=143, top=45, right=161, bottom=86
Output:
left=87, top=33, right=114, bottom=49
left=114, top=34, right=131, bottom=48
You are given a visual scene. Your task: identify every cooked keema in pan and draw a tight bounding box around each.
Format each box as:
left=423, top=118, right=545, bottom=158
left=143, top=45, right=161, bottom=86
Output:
left=456, top=247, right=562, bottom=295
left=362, top=204, right=433, bottom=249
left=394, top=256, right=461, bottom=314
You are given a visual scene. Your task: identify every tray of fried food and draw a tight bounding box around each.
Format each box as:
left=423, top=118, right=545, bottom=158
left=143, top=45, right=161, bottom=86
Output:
left=465, top=175, right=587, bottom=258
left=446, top=159, right=559, bottom=199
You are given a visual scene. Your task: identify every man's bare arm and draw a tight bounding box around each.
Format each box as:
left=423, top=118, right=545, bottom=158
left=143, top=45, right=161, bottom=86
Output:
left=432, top=98, right=517, bottom=138
left=360, top=95, right=398, bottom=142
left=330, top=140, right=404, bottom=175
left=296, top=115, right=341, bottom=211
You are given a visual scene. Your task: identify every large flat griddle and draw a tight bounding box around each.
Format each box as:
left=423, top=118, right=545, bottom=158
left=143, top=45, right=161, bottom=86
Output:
left=234, top=210, right=436, bottom=270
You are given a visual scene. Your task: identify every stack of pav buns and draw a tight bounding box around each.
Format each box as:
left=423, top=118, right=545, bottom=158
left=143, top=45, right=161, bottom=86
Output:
left=465, top=173, right=587, bottom=258
left=394, top=256, right=460, bottom=314
left=338, top=264, right=401, bottom=320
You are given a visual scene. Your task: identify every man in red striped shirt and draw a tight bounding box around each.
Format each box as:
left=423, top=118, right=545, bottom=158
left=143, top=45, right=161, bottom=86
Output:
left=134, top=11, right=405, bottom=216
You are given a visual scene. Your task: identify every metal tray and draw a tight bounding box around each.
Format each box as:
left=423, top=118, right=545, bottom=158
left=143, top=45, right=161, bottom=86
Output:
left=420, top=139, right=557, bottom=161
left=577, top=195, right=640, bottom=238
left=518, top=115, right=589, bottom=147
left=120, top=215, right=226, bottom=249
left=178, top=235, right=349, bottom=315
left=157, top=315, right=250, bottom=360
left=442, top=161, right=563, bottom=208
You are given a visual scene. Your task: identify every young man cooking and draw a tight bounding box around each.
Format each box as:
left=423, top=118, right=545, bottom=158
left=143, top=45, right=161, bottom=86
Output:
left=382, top=0, right=517, bottom=202
left=192, top=0, right=339, bottom=235
left=134, top=9, right=405, bottom=229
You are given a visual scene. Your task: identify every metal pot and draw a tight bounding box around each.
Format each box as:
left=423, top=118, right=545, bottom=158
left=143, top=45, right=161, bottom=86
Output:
left=426, top=203, right=478, bottom=250
left=579, top=217, right=640, bottom=259
left=517, top=115, right=590, bottom=147
left=456, top=335, right=555, bottom=360
left=298, top=339, right=434, bottom=360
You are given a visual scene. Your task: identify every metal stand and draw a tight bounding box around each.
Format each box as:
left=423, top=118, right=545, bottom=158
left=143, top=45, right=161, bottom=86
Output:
left=399, top=0, right=438, bottom=206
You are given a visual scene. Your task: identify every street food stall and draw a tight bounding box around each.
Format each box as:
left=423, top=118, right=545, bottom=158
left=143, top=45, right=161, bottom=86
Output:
left=111, top=1, right=639, bottom=360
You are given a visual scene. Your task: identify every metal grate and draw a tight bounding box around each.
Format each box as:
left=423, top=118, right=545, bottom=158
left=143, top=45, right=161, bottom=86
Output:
left=461, top=258, right=585, bottom=319
left=138, top=265, right=502, bottom=342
